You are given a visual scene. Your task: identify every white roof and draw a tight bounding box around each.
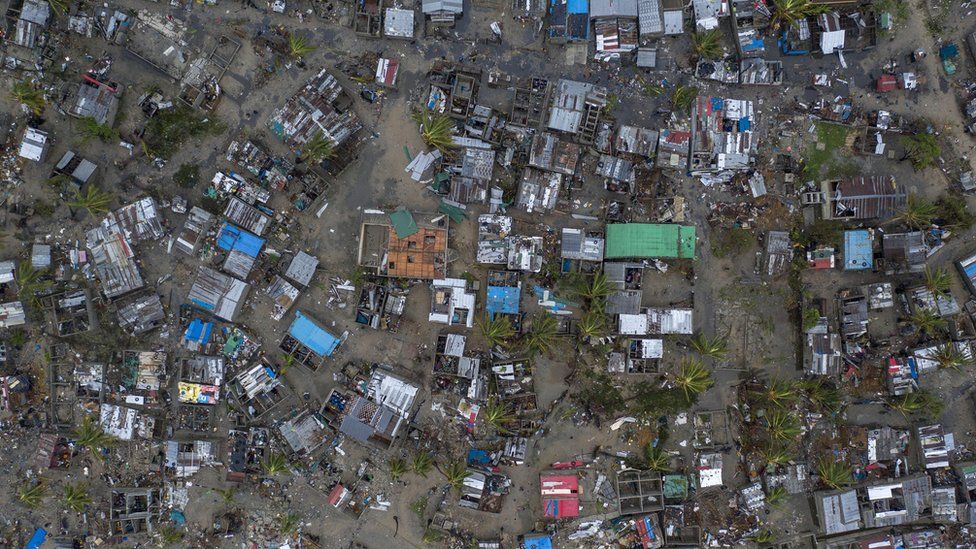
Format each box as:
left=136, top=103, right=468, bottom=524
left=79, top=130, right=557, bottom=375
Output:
left=820, top=30, right=845, bottom=54
left=618, top=313, right=649, bottom=335
left=18, top=127, right=47, bottom=161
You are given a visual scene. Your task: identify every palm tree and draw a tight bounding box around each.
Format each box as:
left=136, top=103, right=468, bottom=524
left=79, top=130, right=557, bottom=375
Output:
left=262, top=452, right=290, bottom=476
left=766, top=485, right=788, bottom=506
left=277, top=512, right=301, bottom=536
left=760, top=444, right=791, bottom=468
left=771, top=0, right=830, bottom=29
left=799, top=378, right=842, bottom=412
left=481, top=398, right=515, bottom=434
left=523, top=314, right=558, bottom=357
left=576, top=310, right=609, bottom=344
left=63, top=483, right=93, bottom=513
left=79, top=117, right=117, bottom=141
left=288, top=33, right=316, bottom=58
left=574, top=272, right=614, bottom=303
left=691, top=29, right=723, bottom=60
left=754, top=378, right=797, bottom=408
left=637, top=444, right=671, bottom=473
left=47, top=0, right=69, bottom=16
left=892, top=194, right=936, bottom=229
left=212, top=487, right=236, bottom=504
left=766, top=409, right=802, bottom=442
left=412, top=110, right=457, bottom=152
left=11, top=81, right=45, bottom=115
left=68, top=185, right=113, bottom=217
left=671, top=358, right=713, bottom=400
left=17, top=481, right=47, bottom=508
left=302, top=133, right=335, bottom=163
left=930, top=343, right=974, bottom=371
left=74, top=416, right=115, bottom=459
left=690, top=332, right=729, bottom=360
left=388, top=457, right=408, bottom=482
left=911, top=308, right=946, bottom=337
left=923, top=266, right=952, bottom=297
left=901, top=133, right=941, bottom=171
left=478, top=315, right=515, bottom=349
left=411, top=452, right=434, bottom=477
left=441, top=460, right=469, bottom=492
left=635, top=75, right=665, bottom=97
left=279, top=354, right=295, bottom=376
left=816, top=457, right=853, bottom=489
left=887, top=390, right=944, bottom=419
left=15, top=262, right=50, bottom=306
left=670, top=85, right=698, bottom=112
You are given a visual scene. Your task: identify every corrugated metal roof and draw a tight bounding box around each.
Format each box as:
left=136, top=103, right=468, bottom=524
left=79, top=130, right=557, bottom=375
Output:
left=217, top=222, right=265, bottom=258
left=663, top=9, right=683, bottom=34
left=423, top=0, right=463, bottom=13
left=590, top=0, right=638, bottom=18
left=637, top=0, right=662, bottom=34
left=187, top=266, right=249, bottom=321
left=285, top=251, right=318, bottom=287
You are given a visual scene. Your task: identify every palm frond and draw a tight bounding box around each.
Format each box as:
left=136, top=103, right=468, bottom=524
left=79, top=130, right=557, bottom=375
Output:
left=690, top=332, right=729, bottom=360
left=288, top=33, right=316, bottom=58
left=412, top=110, right=457, bottom=152
left=816, top=457, right=853, bottom=490
left=63, top=483, right=93, bottom=513
left=672, top=358, right=713, bottom=399
left=411, top=452, right=433, bottom=477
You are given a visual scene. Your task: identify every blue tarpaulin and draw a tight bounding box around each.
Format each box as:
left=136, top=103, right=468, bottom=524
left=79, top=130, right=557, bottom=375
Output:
left=170, top=510, right=186, bottom=525
left=567, top=0, right=587, bottom=13
left=288, top=311, right=341, bottom=357
left=710, top=97, right=724, bottom=110
left=184, top=318, right=214, bottom=345
left=26, top=528, right=46, bottom=549
left=217, top=222, right=265, bottom=258
left=467, top=449, right=492, bottom=466
left=486, top=285, right=521, bottom=317
left=738, top=117, right=751, bottom=131
left=524, top=534, right=553, bottom=549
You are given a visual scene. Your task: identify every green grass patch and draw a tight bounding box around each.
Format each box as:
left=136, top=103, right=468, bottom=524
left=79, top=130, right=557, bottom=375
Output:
left=802, top=123, right=850, bottom=181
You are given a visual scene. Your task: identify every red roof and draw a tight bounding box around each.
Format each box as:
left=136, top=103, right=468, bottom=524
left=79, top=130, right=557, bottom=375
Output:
left=876, top=75, right=897, bottom=92
left=328, top=484, right=348, bottom=507
left=541, top=474, right=580, bottom=518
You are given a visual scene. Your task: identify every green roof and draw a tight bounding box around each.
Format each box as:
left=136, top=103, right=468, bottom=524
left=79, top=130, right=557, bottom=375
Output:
left=663, top=474, right=689, bottom=499
left=604, top=223, right=696, bottom=259
left=389, top=208, right=419, bottom=239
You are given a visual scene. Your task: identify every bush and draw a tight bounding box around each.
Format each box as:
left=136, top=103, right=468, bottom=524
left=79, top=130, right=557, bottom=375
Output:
left=934, top=194, right=975, bottom=230
left=174, top=163, right=200, bottom=188
left=143, top=107, right=225, bottom=159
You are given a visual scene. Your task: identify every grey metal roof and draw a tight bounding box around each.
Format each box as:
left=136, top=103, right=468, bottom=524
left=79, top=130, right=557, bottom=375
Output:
left=606, top=289, right=641, bottom=314
left=561, top=228, right=605, bottom=261
left=285, top=251, right=319, bottom=287
left=637, top=0, right=662, bottom=34
left=384, top=8, right=415, bottom=37
left=663, top=9, right=683, bottom=34
left=816, top=490, right=861, bottom=535
left=20, top=0, right=50, bottom=25
left=548, top=79, right=606, bottom=134
left=591, top=0, right=639, bottom=18
left=461, top=148, right=496, bottom=181
left=636, top=47, right=657, bottom=67
left=423, top=0, right=463, bottom=14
